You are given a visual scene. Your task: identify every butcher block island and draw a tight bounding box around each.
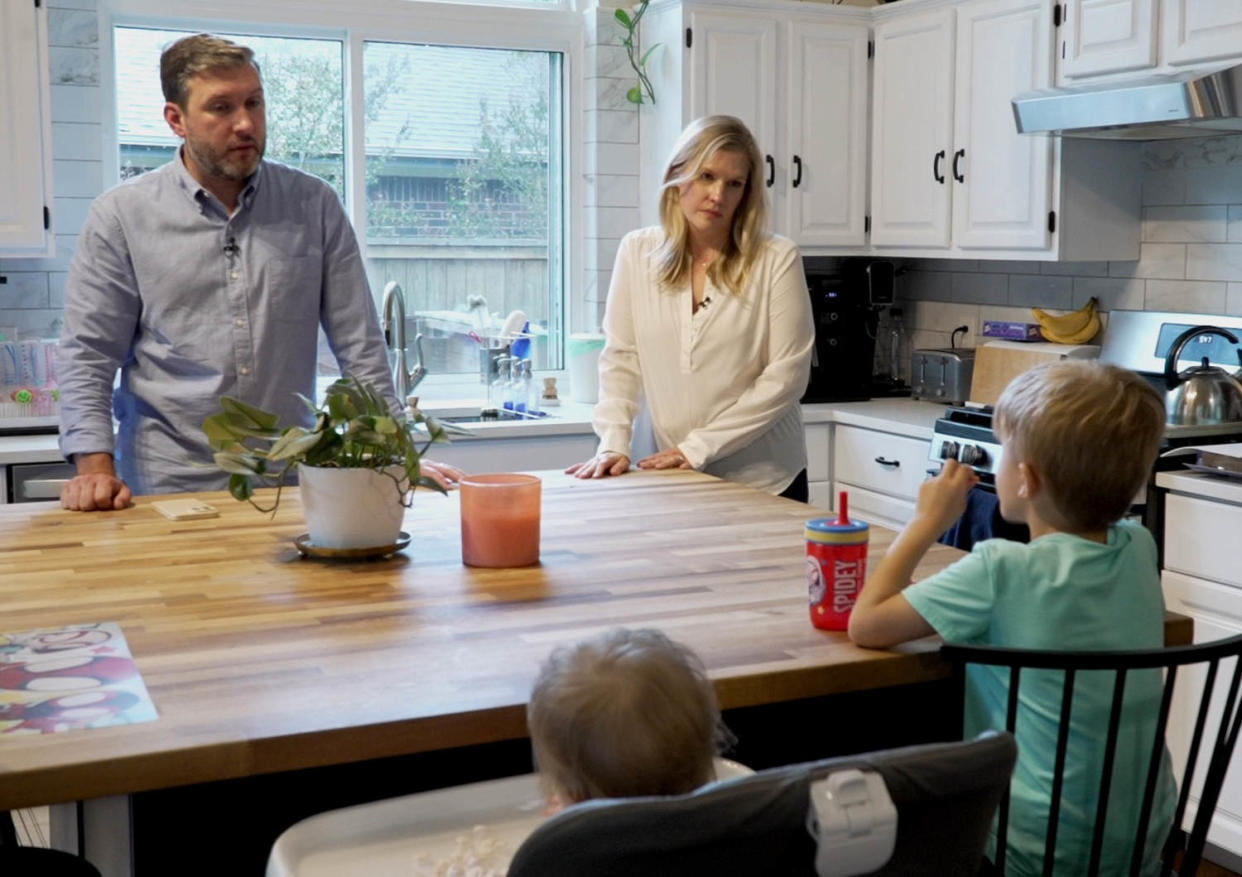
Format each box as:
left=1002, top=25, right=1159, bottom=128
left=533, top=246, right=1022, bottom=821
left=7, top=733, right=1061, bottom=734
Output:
left=0, top=469, right=1191, bottom=873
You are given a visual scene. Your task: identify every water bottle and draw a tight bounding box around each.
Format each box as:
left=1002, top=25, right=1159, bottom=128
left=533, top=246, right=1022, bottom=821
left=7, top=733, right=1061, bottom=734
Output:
left=491, top=356, right=511, bottom=411
left=513, top=360, right=529, bottom=415
left=526, top=362, right=541, bottom=416
left=887, top=307, right=907, bottom=386
left=805, top=491, right=870, bottom=631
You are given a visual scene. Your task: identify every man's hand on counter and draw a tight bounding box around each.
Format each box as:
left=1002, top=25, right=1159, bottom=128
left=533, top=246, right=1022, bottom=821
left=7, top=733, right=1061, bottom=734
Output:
left=61, top=453, right=133, bottom=512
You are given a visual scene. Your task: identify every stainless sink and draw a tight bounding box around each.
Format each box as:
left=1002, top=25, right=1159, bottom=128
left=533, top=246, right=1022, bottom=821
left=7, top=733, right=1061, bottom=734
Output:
left=437, top=408, right=552, bottom=424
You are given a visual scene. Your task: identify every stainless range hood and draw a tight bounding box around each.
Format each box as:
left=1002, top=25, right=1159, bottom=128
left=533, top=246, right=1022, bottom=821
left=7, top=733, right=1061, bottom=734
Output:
left=1012, top=63, right=1242, bottom=140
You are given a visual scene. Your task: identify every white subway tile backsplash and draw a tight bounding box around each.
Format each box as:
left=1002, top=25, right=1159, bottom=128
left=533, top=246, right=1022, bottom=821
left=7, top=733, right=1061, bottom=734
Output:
left=1072, top=276, right=1145, bottom=310
left=1108, top=242, right=1185, bottom=279
left=1142, top=169, right=1185, bottom=206
left=583, top=173, right=639, bottom=208
left=585, top=44, right=630, bottom=80
left=51, top=197, right=93, bottom=233
left=1230, top=206, right=1242, bottom=243
left=49, top=46, right=98, bottom=86
left=976, top=260, right=1040, bottom=275
left=585, top=109, right=638, bottom=145
left=949, top=272, right=1007, bottom=305
left=1228, top=283, right=1242, bottom=317
left=584, top=76, right=631, bottom=112
left=978, top=305, right=1032, bottom=324
left=1041, top=261, right=1108, bottom=277
left=585, top=237, right=621, bottom=272
left=1144, top=279, right=1227, bottom=313
left=1186, top=167, right=1242, bottom=206
left=51, top=122, right=101, bottom=162
left=0, top=235, right=77, bottom=274
left=48, top=9, right=97, bottom=48
left=0, top=273, right=51, bottom=309
left=48, top=0, right=96, bottom=10
left=1008, top=274, right=1072, bottom=309
left=1187, top=244, right=1242, bottom=282
left=53, top=160, right=103, bottom=199
left=586, top=206, right=640, bottom=240
left=1143, top=205, right=1228, bottom=243
left=48, top=273, right=69, bottom=309
left=50, top=84, right=101, bottom=124
left=900, top=270, right=952, bottom=302
left=0, top=310, right=63, bottom=339
left=904, top=300, right=978, bottom=337
left=1183, top=135, right=1242, bottom=169
left=1142, top=141, right=1183, bottom=171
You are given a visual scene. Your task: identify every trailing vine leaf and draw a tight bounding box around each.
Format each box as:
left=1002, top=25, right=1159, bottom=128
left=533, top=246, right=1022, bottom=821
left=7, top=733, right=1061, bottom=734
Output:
left=616, top=0, right=659, bottom=105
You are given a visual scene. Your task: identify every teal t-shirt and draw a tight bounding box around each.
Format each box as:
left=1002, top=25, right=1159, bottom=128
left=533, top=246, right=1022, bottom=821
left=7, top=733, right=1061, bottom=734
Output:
left=904, top=520, right=1176, bottom=877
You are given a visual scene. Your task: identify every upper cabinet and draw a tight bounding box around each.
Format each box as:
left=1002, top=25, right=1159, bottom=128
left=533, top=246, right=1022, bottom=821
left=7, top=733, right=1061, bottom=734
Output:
left=1162, top=0, right=1242, bottom=67
left=1057, top=0, right=1158, bottom=81
left=641, top=1, right=870, bottom=251
left=870, top=0, right=1135, bottom=260
left=1055, top=0, right=1242, bottom=82
left=0, top=0, right=54, bottom=257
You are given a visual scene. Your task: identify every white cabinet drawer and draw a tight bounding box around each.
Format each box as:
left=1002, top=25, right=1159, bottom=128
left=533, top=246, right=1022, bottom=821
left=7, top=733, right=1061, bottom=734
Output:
left=833, top=482, right=915, bottom=532
left=833, top=425, right=930, bottom=502
left=805, top=424, right=830, bottom=483
left=1164, top=492, right=1242, bottom=589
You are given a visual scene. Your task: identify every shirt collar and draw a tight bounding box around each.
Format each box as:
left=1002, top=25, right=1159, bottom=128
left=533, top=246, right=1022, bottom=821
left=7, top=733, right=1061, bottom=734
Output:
left=171, top=146, right=262, bottom=213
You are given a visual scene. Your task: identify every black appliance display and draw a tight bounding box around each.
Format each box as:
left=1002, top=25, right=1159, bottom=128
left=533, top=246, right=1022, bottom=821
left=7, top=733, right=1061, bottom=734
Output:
left=801, top=270, right=877, bottom=403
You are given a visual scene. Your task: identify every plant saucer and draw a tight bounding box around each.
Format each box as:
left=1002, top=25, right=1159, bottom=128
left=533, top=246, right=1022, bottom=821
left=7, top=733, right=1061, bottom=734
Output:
left=294, top=531, right=411, bottom=560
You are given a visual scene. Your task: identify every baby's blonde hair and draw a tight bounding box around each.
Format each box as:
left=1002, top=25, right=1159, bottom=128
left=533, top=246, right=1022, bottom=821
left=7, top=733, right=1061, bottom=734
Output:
left=527, top=628, right=725, bottom=803
left=994, top=360, right=1165, bottom=531
left=655, top=115, right=768, bottom=296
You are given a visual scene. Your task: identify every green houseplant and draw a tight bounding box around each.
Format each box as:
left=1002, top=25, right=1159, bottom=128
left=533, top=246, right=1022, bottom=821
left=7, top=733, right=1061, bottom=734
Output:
left=203, top=376, right=460, bottom=546
left=616, top=0, right=660, bottom=105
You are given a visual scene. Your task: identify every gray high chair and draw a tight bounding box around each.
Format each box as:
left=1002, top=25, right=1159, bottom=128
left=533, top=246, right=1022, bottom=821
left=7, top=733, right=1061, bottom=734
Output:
left=507, top=731, right=1017, bottom=877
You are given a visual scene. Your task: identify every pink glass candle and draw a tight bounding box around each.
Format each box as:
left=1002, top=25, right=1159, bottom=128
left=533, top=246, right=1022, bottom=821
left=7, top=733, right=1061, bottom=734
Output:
left=460, top=473, right=542, bottom=568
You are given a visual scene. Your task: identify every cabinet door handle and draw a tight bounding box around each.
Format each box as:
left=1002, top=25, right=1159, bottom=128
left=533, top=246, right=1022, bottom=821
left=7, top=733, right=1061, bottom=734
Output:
left=932, top=149, right=946, bottom=184
left=765, top=154, right=775, bottom=187
left=874, top=456, right=900, bottom=468
left=953, top=148, right=965, bottom=183
left=792, top=155, right=803, bottom=188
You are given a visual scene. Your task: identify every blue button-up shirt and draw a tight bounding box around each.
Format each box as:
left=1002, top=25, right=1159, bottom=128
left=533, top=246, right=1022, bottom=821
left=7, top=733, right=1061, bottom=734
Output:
left=58, top=154, right=396, bottom=496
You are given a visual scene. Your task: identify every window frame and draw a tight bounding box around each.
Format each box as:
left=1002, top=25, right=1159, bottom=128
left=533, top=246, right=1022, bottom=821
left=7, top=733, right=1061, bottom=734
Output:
left=101, top=0, right=584, bottom=400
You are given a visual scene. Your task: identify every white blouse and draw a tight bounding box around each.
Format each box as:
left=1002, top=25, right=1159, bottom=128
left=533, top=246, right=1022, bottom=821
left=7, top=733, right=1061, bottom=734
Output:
left=593, top=227, right=814, bottom=495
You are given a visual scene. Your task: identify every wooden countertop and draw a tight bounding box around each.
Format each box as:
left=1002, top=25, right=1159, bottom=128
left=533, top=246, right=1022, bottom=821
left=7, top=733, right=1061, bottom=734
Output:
left=0, top=469, right=1189, bottom=810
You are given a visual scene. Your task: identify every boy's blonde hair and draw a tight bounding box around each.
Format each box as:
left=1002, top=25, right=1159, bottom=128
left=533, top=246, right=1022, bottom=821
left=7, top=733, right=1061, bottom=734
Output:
left=655, top=115, right=768, bottom=296
left=994, top=359, right=1165, bottom=531
left=527, top=627, right=724, bottom=803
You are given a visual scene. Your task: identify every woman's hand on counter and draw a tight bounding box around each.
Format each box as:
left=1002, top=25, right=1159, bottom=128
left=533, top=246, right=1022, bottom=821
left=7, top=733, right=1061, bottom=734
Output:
left=565, top=451, right=631, bottom=479
left=61, top=453, right=133, bottom=512
left=636, top=447, right=693, bottom=471
left=421, top=460, right=465, bottom=490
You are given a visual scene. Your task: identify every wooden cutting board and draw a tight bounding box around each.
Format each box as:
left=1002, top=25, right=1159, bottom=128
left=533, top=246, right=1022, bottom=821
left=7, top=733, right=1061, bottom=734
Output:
left=969, top=341, right=1100, bottom=406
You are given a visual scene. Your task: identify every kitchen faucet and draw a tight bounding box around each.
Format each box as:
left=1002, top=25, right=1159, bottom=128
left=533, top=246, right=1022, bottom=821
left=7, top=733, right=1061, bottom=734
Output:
left=380, top=281, right=427, bottom=402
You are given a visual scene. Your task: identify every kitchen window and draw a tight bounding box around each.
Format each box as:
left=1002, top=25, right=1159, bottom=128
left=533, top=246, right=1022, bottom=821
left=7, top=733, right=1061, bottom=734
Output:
left=110, top=9, right=572, bottom=393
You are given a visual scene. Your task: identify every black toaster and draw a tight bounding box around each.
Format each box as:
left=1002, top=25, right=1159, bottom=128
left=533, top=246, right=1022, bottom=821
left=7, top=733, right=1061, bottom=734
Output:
left=910, top=348, right=975, bottom=405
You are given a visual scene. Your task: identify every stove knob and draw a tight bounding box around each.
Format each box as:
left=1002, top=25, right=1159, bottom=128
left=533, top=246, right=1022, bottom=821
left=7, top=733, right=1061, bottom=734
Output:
left=938, top=440, right=959, bottom=460
left=959, top=444, right=988, bottom=466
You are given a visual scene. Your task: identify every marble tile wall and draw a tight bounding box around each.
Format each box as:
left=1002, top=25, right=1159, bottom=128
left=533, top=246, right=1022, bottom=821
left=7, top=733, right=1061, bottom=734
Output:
left=0, top=0, right=102, bottom=340
left=894, top=135, right=1242, bottom=377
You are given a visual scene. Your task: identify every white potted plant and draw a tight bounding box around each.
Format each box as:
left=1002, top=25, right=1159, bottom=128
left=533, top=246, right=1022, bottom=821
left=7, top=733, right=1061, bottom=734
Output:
left=203, top=376, right=460, bottom=551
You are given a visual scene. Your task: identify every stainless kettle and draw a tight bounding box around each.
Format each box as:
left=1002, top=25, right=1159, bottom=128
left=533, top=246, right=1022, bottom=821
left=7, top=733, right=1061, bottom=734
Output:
left=1164, top=325, right=1242, bottom=426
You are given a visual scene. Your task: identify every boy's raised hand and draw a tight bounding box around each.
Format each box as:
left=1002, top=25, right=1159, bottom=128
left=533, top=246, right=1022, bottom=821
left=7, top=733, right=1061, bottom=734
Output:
left=914, top=459, right=980, bottom=536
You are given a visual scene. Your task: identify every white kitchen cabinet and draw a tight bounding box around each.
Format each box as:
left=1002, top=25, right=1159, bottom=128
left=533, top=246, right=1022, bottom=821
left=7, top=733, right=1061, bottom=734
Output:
left=641, top=0, right=871, bottom=251
left=869, top=0, right=1140, bottom=261
left=831, top=423, right=930, bottom=531
left=805, top=422, right=831, bottom=509
left=1160, top=484, right=1242, bottom=858
left=1057, top=0, right=1158, bottom=81
left=869, top=8, right=955, bottom=249
left=0, top=0, right=54, bottom=256
left=1162, top=0, right=1242, bottom=67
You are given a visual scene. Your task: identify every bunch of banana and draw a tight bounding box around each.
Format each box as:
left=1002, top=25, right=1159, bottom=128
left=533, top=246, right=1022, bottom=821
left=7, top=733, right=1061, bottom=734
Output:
left=1032, top=297, right=1100, bottom=344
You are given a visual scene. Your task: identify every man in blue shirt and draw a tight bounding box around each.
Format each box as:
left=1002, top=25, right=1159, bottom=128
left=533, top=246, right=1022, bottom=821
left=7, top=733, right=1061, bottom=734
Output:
left=58, top=34, right=456, bottom=509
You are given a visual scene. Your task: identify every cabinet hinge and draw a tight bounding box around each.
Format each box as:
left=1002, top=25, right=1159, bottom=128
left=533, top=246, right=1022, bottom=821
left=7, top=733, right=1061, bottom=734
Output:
left=685, top=27, right=692, bottom=49
left=43, top=206, right=50, bottom=230
left=865, top=215, right=871, bottom=234
left=1047, top=210, right=1056, bottom=233
left=867, top=40, right=874, bottom=59
left=1053, top=3, right=1061, bottom=27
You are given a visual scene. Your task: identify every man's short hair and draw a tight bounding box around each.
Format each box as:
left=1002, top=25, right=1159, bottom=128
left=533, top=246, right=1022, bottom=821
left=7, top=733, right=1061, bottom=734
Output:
left=160, top=33, right=260, bottom=107
left=527, top=628, right=725, bottom=803
left=995, top=359, right=1165, bottom=531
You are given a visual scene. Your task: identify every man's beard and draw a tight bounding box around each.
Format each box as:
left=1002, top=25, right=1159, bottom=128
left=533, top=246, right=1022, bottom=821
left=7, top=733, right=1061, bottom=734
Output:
left=185, top=135, right=265, bottom=182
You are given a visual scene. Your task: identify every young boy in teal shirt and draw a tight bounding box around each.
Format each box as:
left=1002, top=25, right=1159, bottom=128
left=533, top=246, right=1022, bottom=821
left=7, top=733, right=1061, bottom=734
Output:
left=849, top=360, right=1175, bottom=877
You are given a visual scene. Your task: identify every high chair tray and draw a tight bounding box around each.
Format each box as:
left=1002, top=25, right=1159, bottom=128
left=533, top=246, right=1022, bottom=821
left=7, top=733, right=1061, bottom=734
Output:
left=266, top=759, right=752, bottom=877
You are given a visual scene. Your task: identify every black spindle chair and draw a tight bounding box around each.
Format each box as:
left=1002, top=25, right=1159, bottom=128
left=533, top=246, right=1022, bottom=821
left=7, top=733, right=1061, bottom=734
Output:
left=941, top=632, right=1242, bottom=877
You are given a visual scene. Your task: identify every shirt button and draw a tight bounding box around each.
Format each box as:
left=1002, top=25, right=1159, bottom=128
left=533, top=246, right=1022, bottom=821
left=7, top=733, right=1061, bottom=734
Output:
left=240, top=366, right=251, bottom=376
left=235, top=318, right=245, bottom=328
left=230, top=271, right=239, bottom=280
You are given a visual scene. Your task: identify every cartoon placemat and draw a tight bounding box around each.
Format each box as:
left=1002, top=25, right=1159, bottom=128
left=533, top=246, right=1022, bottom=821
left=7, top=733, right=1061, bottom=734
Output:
left=0, top=622, right=158, bottom=734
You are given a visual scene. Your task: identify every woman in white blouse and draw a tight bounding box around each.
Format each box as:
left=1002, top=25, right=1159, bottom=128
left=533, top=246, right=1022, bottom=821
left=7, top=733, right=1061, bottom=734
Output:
left=566, top=115, right=814, bottom=500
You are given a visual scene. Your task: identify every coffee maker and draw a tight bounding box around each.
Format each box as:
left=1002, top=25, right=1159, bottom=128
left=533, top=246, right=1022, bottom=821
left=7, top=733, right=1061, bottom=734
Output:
left=801, top=264, right=881, bottom=403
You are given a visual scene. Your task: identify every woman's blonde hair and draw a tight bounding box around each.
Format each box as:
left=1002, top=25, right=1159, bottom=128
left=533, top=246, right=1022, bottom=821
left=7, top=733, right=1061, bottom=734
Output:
left=655, top=115, right=769, bottom=296
left=994, top=360, right=1165, bottom=531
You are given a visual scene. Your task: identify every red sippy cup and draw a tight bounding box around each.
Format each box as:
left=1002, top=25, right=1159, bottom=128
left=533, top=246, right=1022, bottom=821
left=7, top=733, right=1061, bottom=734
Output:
left=805, top=491, right=870, bottom=631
